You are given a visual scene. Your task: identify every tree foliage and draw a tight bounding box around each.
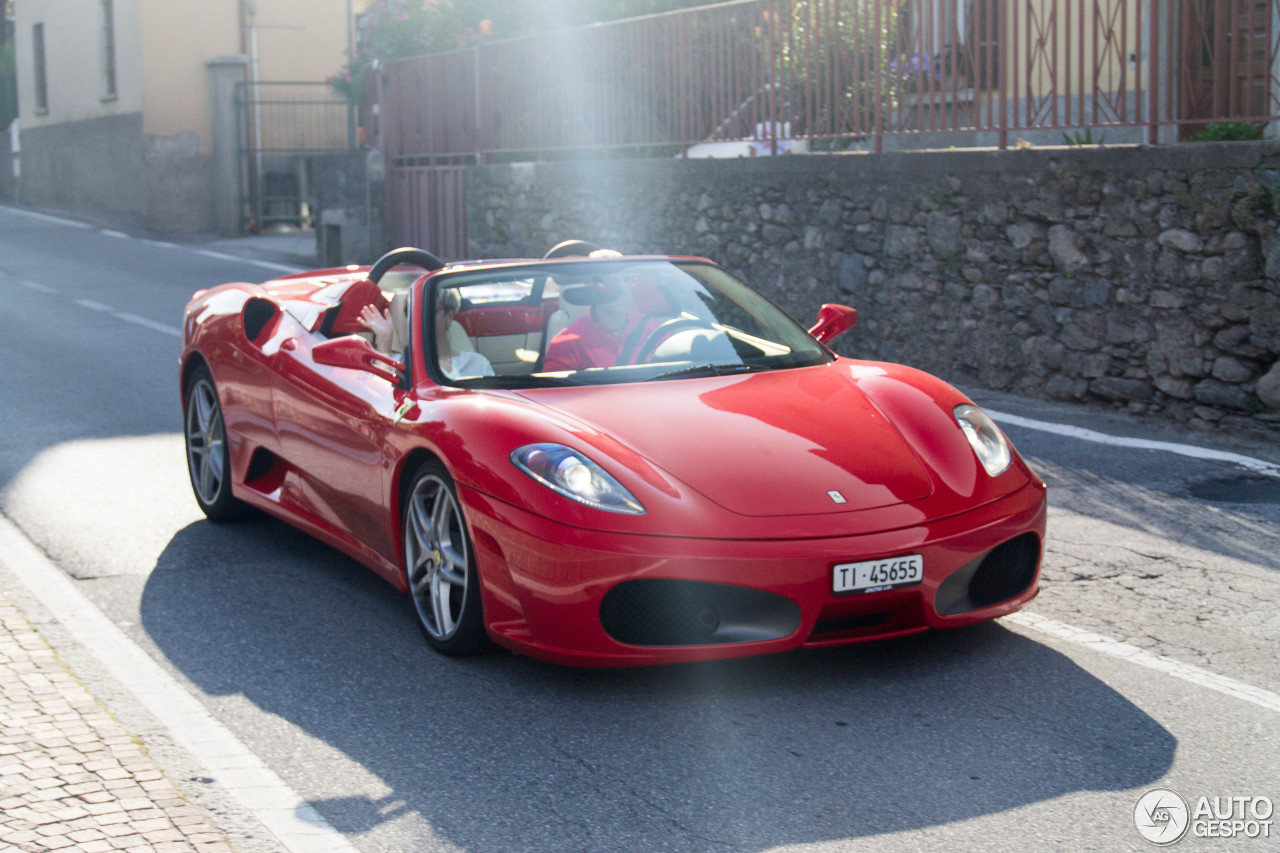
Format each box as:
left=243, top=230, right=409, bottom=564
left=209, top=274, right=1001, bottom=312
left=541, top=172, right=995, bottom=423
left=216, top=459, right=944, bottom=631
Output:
left=779, top=0, right=901, bottom=136
left=331, top=0, right=712, bottom=102
left=436, top=0, right=716, bottom=42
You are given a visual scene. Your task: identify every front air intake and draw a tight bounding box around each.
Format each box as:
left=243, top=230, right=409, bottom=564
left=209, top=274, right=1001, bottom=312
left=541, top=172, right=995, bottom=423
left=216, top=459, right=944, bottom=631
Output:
left=600, top=580, right=801, bottom=647
left=934, top=533, right=1041, bottom=615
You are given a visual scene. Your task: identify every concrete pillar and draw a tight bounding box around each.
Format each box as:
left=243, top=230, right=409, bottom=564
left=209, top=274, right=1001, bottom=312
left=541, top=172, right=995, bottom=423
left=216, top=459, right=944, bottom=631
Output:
left=3, top=120, right=17, bottom=203
left=206, top=55, right=250, bottom=235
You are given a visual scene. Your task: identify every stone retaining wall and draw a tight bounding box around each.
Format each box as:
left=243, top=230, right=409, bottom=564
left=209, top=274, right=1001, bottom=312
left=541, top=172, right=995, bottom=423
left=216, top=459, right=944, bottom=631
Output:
left=468, top=142, right=1280, bottom=433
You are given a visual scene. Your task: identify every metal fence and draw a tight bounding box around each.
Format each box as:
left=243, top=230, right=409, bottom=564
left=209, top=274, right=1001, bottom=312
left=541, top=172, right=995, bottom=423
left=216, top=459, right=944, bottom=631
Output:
left=236, top=81, right=356, bottom=232
left=378, top=0, right=1280, bottom=162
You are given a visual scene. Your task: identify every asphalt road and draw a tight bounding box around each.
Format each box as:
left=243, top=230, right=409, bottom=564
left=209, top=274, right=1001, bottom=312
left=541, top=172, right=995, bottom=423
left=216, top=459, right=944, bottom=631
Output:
left=1, top=204, right=1278, bottom=853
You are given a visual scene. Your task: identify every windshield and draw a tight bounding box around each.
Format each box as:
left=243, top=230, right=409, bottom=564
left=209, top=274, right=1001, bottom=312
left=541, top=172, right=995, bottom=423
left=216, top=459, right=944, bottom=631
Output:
left=427, top=260, right=831, bottom=388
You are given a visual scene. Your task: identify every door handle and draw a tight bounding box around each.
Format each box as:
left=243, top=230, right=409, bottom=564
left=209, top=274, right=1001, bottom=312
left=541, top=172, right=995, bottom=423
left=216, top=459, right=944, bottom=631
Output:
left=280, top=338, right=298, bottom=352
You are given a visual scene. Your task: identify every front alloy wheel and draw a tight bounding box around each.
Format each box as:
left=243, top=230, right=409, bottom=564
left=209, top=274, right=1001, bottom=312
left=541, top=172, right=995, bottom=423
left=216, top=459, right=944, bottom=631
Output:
left=403, top=463, right=488, bottom=655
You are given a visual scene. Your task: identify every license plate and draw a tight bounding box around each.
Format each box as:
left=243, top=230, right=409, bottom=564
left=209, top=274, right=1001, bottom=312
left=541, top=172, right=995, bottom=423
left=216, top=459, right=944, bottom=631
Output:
left=833, top=554, right=923, bottom=595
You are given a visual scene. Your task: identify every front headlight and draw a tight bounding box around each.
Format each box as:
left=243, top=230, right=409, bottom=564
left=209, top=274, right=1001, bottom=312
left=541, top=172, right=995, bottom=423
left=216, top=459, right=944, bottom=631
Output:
left=511, top=443, right=646, bottom=515
left=953, top=404, right=1012, bottom=477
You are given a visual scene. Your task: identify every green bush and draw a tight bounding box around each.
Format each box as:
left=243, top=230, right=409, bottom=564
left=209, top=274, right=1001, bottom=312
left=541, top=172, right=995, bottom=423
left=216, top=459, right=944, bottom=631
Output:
left=0, top=42, right=16, bottom=129
left=1191, top=122, right=1266, bottom=142
left=1062, top=128, right=1106, bottom=146
left=778, top=0, right=901, bottom=136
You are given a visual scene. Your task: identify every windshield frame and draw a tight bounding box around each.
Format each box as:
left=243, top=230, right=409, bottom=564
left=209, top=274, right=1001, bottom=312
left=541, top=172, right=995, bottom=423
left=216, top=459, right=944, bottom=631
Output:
left=422, top=258, right=833, bottom=390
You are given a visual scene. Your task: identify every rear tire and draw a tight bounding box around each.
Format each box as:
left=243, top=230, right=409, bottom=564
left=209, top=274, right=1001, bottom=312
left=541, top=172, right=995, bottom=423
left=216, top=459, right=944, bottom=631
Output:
left=402, top=461, right=490, bottom=656
left=184, top=366, right=250, bottom=522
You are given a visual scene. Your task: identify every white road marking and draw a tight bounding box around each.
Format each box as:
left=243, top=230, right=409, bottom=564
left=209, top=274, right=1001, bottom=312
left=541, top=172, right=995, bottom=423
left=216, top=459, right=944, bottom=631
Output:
left=986, top=409, right=1280, bottom=476
left=24, top=289, right=181, bottom=337
left=113, top=311, right=182, bottom=337
left=194, top=248, right=241, bottom=262
left=0, top=205, right=94, bottom=229
left=249, top=259, right=307, bottom=274
left=0, top=516, right=362, bottom=853
left=19, top=279, right=60, bottom=294
left=193, top=247, right=304, bottom=275
left=1, top=204, right=303, bottom=274
left=1005, top=612, right=1280, bottom=715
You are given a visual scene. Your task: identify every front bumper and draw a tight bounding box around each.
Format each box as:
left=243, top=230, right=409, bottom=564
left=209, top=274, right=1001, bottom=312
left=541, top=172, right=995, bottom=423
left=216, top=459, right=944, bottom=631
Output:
left=460, top=480, right=1046, bottom=667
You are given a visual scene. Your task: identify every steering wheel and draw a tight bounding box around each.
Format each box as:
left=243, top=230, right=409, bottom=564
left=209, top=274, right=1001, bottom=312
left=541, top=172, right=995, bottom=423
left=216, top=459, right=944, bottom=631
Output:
left=623, top=316, right=722, bottom=364
left=367, top=246, right=445, bottom=284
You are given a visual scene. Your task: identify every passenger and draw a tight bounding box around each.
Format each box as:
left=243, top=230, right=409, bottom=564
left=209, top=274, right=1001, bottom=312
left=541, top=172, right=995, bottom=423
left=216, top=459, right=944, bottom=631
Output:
left=358, top=302, right=396, bottom=355
left=434, top=289, right=494, bottom=380
left=358, top=289, right=493, bottom=380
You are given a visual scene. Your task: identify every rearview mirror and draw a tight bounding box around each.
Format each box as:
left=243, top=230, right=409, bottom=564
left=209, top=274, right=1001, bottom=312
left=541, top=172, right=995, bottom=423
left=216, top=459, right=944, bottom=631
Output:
left=313, top=335, right=406, bottom=384
left=808, top=303, right=858, bottom=344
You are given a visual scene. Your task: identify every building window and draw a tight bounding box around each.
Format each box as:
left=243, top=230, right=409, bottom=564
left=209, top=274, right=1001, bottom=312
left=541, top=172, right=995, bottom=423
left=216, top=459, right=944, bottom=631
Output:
left=101, top=0, right=117, bottom=98
left=32, top=22, right=47, bottom=112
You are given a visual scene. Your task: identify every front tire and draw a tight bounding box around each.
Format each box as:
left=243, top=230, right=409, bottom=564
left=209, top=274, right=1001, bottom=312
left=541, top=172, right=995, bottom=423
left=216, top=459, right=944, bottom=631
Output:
left=402, top=462, right=489, bottom=656
left=184, top=366, right=249, bottom=522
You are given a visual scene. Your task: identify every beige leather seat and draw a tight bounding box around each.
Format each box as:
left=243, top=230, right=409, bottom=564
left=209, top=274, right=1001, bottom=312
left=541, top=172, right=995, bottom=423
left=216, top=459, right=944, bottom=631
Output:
left=545, top=298, right=591, bottom=344
left=389, top=291, right=411, bottom=354
left=447, top=321, right=474, bottom=353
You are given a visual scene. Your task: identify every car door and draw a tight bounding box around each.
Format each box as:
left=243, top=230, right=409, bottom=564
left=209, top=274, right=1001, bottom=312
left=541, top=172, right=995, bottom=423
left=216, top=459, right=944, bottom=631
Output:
left=212, top=295, right=291, bottom=474
left=270, top=327, right=403, bottom=562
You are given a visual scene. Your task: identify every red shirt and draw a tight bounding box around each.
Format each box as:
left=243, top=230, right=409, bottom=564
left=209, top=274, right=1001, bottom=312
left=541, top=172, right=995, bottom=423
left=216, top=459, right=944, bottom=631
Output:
left=543, top=314, right=633, bottom=372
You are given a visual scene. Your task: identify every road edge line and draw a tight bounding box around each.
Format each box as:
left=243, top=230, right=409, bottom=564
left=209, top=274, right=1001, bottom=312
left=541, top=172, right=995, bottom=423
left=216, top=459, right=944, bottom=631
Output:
left=1005, top=611, right=1280, bottom=715
left=0, top=515, right=362, bottom=853
left=985, top=409, right=1280, bottom=476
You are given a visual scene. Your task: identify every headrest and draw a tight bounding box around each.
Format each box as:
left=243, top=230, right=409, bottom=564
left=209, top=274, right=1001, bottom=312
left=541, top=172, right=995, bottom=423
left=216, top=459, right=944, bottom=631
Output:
left=325, top=279, right=389, bottom=335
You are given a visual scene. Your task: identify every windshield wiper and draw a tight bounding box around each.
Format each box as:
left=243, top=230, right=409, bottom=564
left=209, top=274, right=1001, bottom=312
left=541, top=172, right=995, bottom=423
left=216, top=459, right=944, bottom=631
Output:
left=646, top=362, right=770, bottom=382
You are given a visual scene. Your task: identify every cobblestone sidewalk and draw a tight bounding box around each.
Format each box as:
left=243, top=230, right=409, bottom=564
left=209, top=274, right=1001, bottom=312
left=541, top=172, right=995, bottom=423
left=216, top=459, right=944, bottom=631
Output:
left=0, top=594, right=233, bottom=853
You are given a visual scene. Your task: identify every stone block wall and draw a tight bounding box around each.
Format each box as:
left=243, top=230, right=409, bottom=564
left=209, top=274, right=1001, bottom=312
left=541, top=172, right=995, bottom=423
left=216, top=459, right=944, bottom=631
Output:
left=19, top=113, right=149, bottom=229
left=311, top=149, right=386, bottom=266
left=467, top=142, right=1280, bottom=433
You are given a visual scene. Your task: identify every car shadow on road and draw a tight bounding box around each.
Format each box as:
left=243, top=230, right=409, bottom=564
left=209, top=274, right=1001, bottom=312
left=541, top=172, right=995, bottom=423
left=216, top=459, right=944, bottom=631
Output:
left=1016, top=449, right=1280, bottom=572
left=143, top=519, right=1175, bottom=851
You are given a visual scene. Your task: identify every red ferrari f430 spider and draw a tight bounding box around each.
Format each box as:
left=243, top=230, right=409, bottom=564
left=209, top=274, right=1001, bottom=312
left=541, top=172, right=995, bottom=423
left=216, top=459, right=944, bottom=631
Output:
left=181, top=242, right=1046, bottom=667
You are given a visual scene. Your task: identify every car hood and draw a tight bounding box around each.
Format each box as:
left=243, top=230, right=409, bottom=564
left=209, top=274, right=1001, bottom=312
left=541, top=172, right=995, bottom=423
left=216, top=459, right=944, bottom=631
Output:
left=517, top=365, right=934, bottom=517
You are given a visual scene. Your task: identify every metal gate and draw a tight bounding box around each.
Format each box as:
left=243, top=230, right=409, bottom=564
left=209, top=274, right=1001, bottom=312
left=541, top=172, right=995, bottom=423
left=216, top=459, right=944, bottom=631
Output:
left=235, top=81, right=356, bottom=233
left=389, top=164, right=468, bottom=260
left=1180, top=0, right=1278, bottom=136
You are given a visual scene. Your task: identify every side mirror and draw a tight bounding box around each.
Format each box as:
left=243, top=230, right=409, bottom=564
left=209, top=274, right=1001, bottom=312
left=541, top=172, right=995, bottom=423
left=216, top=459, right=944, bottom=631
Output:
left=808, top=303, right=858, bottom=345
left=312, top=335, right=406, bottom=384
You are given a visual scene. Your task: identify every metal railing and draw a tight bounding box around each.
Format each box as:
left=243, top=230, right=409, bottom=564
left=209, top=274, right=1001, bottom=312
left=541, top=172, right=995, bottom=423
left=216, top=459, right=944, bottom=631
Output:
left=378, top=0, right=1280, bottom=161
left=235, top=81, right=357, bottom=232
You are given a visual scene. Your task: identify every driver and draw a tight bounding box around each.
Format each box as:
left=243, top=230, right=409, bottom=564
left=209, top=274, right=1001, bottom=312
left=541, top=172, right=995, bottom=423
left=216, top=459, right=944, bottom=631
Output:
left=543, top=280, right=651, bottom=371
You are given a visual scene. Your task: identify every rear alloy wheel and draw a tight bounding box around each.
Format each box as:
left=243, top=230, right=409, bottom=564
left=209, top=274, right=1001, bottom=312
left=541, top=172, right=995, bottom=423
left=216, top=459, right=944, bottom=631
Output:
left=403, top=463, right=489, bottom=655
left=184, top=367, right=248, bottom=521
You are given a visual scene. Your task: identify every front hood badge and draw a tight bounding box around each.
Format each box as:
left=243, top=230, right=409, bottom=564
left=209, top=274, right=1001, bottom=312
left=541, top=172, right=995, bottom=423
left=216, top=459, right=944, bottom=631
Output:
left=827, top=490, right=847, bottom=504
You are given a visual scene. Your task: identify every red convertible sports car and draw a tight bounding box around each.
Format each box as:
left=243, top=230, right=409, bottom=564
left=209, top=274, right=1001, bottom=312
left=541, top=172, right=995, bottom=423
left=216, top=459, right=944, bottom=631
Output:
left=181, top=242, right=1046, bottom=667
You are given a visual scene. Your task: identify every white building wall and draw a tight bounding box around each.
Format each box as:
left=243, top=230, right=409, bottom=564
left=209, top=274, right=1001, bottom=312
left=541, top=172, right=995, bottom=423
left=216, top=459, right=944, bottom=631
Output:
left=15, top=0, right=142, bottom=128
